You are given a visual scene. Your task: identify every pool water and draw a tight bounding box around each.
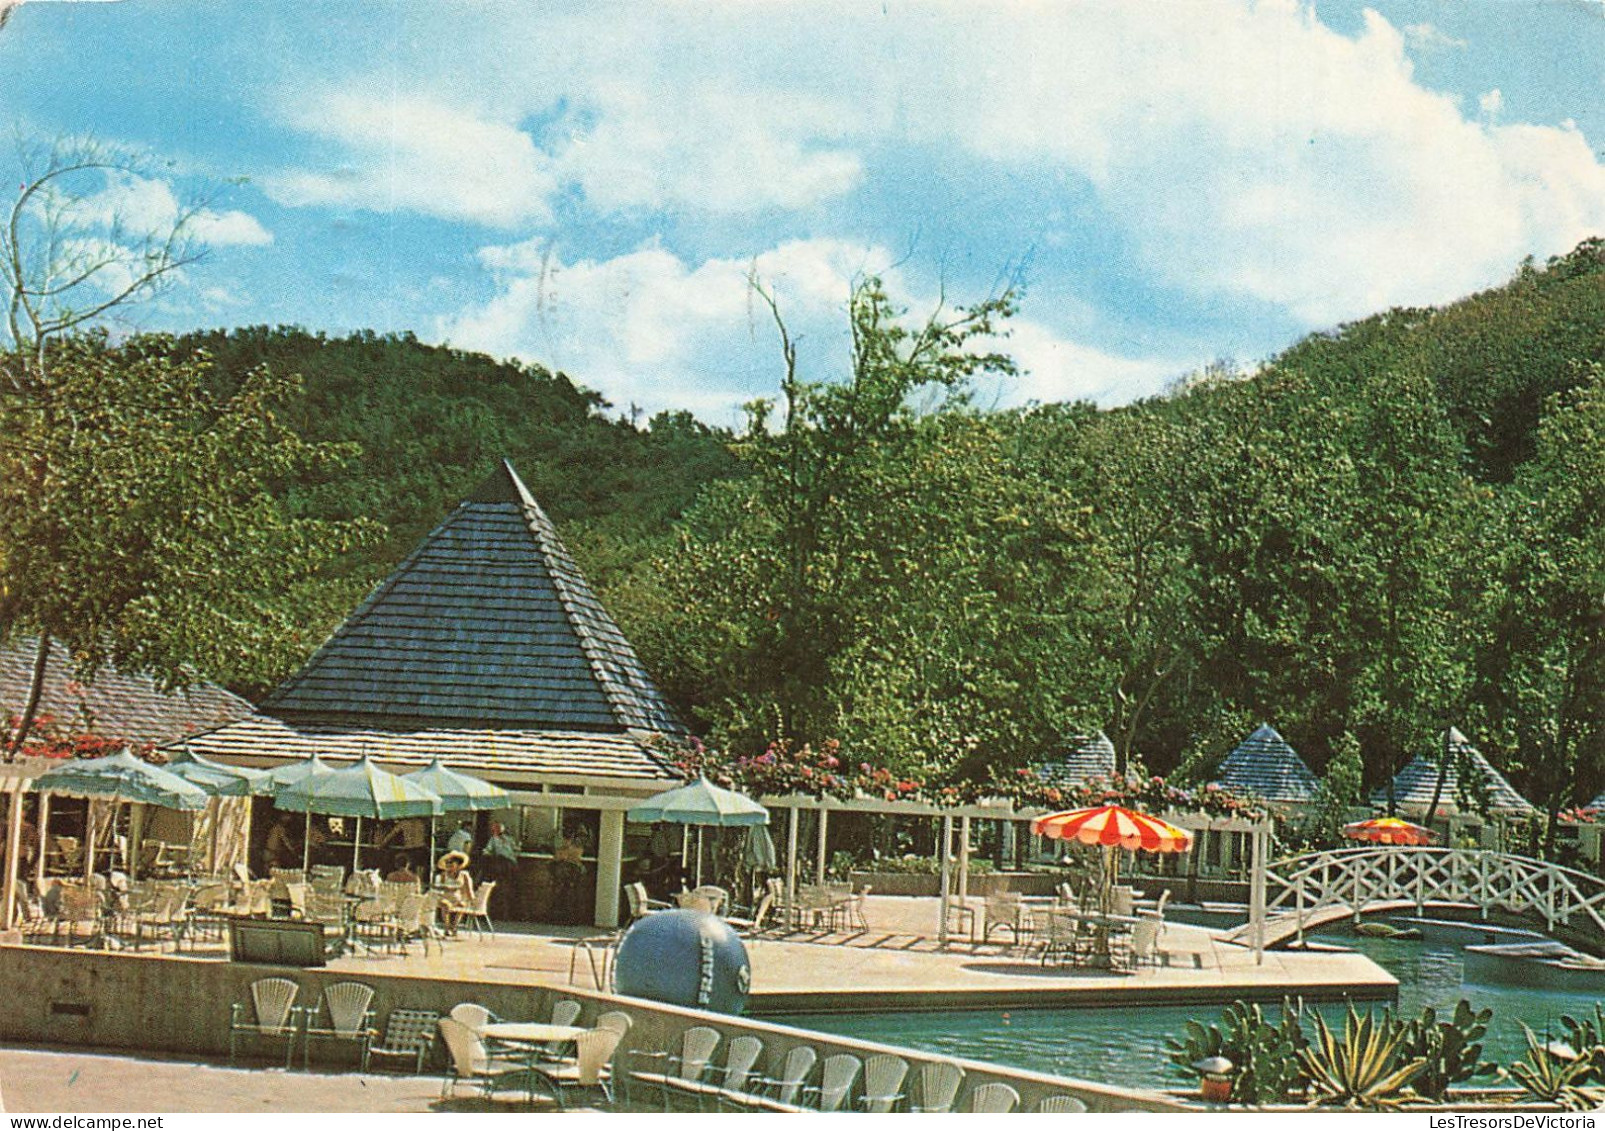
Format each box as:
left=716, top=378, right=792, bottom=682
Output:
left=763, top=932, right=1604, bottom=1091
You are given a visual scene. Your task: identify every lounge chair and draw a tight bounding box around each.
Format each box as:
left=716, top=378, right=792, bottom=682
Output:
left=802, top=1052, right=861, bottom=1112
left=859, top=1053, right=908, bottom=1113
left=437, top=1016, right=536, bottom=1102
left=752, top=1045, right=817, bottom=1112
left=968, top=1082, right=1020, bottom=1112
left=909, top=1060, right=965, bottom=1113
left=303, top=981, right=377, bottom=1070
left=532, top=1027, right=622, bottom=1109
left=229, top=977, right=302, bottom=1068
left=1037, top=1093, right=1089, bottom=1112
left=630, top=1025, right=721, bottom=1111
left=367, top=1008, right=440, bottom=1074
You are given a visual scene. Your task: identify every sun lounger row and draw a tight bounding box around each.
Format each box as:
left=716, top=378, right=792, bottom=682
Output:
left=627, top=1024, right=1089, bottom=1113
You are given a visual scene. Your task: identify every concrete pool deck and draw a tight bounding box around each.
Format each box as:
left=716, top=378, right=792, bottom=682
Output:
left=300, top=894, right=1397, bottom=1012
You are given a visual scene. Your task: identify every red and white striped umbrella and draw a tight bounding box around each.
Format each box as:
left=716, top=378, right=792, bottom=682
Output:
left=1343, top=816, right=1433, bottom=846
left=1031, top=804, right=1194, bottom=853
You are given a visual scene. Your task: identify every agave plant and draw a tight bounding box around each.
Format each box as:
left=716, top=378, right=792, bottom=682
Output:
left=1298, top=1004, right=1425, bottom=1109
left=1509, top=1023, right=1605, bottom=1111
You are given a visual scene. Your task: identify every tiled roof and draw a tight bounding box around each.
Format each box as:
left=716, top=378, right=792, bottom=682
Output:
left=1587, top=790, right=1605, bottom=813
left=1372, top=727, right=1536, bottom=816
left=1214, top=723, right=1319, bottom=803
left=1038, top=732, right=1117, bottom=786
left=262, top=460, right=684, bottom=736
left=178, top=715, right=679, bottom=785
left=0, top=636, right=252, bottom=746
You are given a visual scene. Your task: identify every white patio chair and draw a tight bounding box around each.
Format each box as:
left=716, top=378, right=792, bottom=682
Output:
left=594, top=1011, right=633, bottom=1039
left=625, top=882, right=671, bottom=921
left=630, top=1025, right=720, bottom=1111
left=542, top=999, right=582, bottom=1061
left=463, top=880, right=497, bottom=938
left=437, top=1016, right=535, bottom=1101
left=1131, top=916, right=1162, bottom=967
left=448, top=1002, right=499, bottom=1033
left=802, top=1052, right=861, bottom=1112
left=368, top=1008, right=440, bottom=1074
left=229, top=976, right=302, bottom=1068
left=754, top=1045, right=816, bottom=1111
left=704, top=1034, right=765, bottom=1110
left=533, top=1027, right=622, bottom=1109
left=909, top=1060, right=965, bottom=1113
left=859, top=1053, right=909, bottom=1113
left=968, top=1082, right=1020, bottom=1112
left=1038, top=1093, right=1089, bottom=1112
left=303, top=981, right=377, bottom=1070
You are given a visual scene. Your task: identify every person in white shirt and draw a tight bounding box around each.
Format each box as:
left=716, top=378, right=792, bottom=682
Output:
left=446, top=820, right=474, bottom=856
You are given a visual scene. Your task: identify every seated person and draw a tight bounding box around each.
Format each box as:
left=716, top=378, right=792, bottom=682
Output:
left=435, top=850, right=474, bottom=934
left=385, top=854, right=420, bottom=886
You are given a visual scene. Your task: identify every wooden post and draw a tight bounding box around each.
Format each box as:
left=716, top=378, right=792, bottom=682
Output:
left=958, top=816, right=971, bottom=901
left=785, top=805, right=799, bottom=914
left=593, top=809, right=625, bottom=929
left=35, top=793, right=49, bottom=887
left=938, top=815, right=952, bottom=946
left=3, top=787, right=23, bottom=930
left=1249, top=822, right=1266, bottom=964
left=815, top=807, right=829, bottom=884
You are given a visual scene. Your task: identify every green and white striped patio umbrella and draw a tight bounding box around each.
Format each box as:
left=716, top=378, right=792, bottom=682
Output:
left=273, top=755, right=443, bottom=820
left=34, top=749, right=210, bottom=811
left=403, top=757, right=508, bottom=812
left=165, top=748, right=272, bottom=797
left=266, top=754, right=333, bottom=789
left=628, top=776, right=769, bottom=827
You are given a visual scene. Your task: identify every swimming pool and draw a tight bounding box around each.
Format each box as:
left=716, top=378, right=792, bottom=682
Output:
left=763, top=931, right=1604, bottom=1091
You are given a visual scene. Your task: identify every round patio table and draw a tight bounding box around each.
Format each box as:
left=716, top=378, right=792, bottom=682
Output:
left=479, top=1022, right=589, bottom=1046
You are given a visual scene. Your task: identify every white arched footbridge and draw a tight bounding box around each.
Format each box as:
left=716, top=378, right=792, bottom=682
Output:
left=1225, top=847, right=1605, bottom=953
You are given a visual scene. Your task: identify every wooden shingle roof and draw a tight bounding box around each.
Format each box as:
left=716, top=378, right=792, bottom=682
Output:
left=262, top=460, right=684, bottom=736
left=0, top=636, right=252, bottom=747
left=1038, top=732, right=1117, bottom=786
left=180, top=714, right=678, bottom=785
left=1372, top=727, right=1536, bottom=817
left=1214, top=723, right=1319, bottom=803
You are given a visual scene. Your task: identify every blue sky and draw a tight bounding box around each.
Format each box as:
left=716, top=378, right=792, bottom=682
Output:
left=1, top=0, right=1601, bottom=426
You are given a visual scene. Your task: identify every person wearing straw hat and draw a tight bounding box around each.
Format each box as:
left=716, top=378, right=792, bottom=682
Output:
left=436, top=849, right=474, bottom=934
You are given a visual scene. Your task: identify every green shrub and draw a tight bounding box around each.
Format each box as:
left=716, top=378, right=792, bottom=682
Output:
left=1394, top=1000, right=1497, bottom=1099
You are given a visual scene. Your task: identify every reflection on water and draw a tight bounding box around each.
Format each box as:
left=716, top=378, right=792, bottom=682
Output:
left=764, top=930, right=1604, bottom=1090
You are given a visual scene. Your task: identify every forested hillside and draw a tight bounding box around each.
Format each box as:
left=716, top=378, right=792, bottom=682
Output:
left=154, top=241, right=1605, bottom=838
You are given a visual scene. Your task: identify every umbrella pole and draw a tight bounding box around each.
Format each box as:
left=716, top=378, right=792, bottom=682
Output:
left=84, top=803, right=97, bottom=883
left=302, top=811, right=311, bottom=872
left=697, top=827, right=705, bottom=887
left=353, top=816, right=362, bottom=872
left=209, top=798, right=222, bottom=877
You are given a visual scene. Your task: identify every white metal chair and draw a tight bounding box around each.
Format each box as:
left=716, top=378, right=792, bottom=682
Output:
left=542, top=999, right=582, bottom=1061
left=229, top=977, right=302, bottom=1068
left=1131, top=916, right=1162, bottom=967
left=448, top=1002, right=499, bottom=1033
left=802, top=1052, right=861, bottom=1112
left=594, top=1011, right=633, bottom=1039
left=859, top=1053, right=909, bottom=1113
left=630, top=1025, right=721, bottom=1111
left=463, top=880, right=497, bottom=938
left=533, top=1027, right=622, bottom=1109
left=968, top=1082, right=1020, bottom=1113
left=303, top=981, right=377, bottom=1070
left=755, top=1045, right=817, bottom=1110
left=1037, top=1093, right=1089, bottom=1112
left=437, top=1016, right=535, bottom=1101
left=909, top=1060, right=965, bottom=1113
left=703, top=1034, right=765, bottom=1110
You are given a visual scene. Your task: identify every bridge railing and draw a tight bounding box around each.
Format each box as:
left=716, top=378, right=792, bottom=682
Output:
left=1257, top=846, right=1605, bottom=947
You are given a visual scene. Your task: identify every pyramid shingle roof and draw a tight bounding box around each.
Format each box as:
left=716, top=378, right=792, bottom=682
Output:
left=1037, top=732, right=1117, bottom=786
left=1372, top=727, right=1535, bottom=816
left=261, top=460, right=684, bottom=736
left=1214, top=722, right=1319, bottom=803
left=0, top=636, right=252, bottom=746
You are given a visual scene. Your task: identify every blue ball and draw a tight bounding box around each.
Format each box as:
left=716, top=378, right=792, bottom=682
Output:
left=614, top=909, right=752, bottom=1014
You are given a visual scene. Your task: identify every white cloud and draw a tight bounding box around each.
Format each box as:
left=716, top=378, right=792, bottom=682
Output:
left=1480, top=89, right=1504, bottom=118
left=263, top=92, right=559, bottom=228
left=1403, top=22, right=1468, bottom=52
left=444, top=236, right=1173, bottom=420
left=74, top=171, right=271, bottom=248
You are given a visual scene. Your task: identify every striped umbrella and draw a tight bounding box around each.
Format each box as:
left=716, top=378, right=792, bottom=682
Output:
left=1032, top=804, right=1195, bottom=853
left=1344, top=816, right=1433, bottom=846
left=274, top=756, right=443, bottom=870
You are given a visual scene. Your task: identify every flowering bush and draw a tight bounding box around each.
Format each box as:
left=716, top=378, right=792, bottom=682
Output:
left=4, top=711, right=155, bottom=761
left=650, top=733, right=1267, bottom=821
